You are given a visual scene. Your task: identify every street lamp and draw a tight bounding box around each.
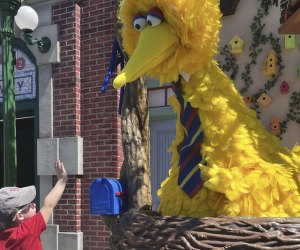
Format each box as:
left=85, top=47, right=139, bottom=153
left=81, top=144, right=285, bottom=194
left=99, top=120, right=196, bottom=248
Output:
left=0, top=1, right=51, bottom=186
left=0, top=0, right=21, bottom=186
left=15, top=6, right=51, bottom=53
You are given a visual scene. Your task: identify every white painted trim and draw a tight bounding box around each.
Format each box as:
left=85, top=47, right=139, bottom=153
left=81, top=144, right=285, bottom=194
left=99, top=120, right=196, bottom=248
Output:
left=58, top=232, right=83, bottom=250
left=41, top=224, right=59, bottom=250
left=37, top=137, right=83, bottom=175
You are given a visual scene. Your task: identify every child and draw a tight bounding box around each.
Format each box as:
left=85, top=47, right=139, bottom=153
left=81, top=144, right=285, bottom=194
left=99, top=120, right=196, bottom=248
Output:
left=0, top=160, right=67, bottom=250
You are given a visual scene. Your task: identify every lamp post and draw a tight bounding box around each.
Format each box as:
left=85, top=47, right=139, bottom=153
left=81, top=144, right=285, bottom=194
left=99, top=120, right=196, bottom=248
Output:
left=0, top=0, right=21, bottom=186
left=0, top=1, right=51, bottom=186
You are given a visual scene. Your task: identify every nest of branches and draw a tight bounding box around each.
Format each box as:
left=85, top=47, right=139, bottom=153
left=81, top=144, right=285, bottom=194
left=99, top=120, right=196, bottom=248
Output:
left=110, top=210, right=300, bottom=250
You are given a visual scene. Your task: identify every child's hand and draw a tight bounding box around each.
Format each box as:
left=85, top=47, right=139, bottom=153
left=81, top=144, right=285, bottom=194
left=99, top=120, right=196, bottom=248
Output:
left=41, top=160, right=68, bottom=224
left=55, top=160, right=68, bottom=180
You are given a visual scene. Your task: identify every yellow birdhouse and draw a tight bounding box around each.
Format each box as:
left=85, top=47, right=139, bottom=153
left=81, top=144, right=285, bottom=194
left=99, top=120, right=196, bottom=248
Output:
left=262, top=49, right=278, bottom=77
left=284, top=35, right=296, bottom=49
left=270, top=117, right=281, bottom=135
left=257, top=93, right=272, bottom=106
left=229, top=35, right=245, bottom=54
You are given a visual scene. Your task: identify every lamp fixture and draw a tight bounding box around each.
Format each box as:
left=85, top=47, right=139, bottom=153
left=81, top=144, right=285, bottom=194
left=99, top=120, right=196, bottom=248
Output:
left=15, top=6, right=51, bottom=53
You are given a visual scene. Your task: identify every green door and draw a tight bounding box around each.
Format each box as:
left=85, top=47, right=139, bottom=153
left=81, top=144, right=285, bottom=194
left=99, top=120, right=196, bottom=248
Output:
left=0, top=116, right=35, bottom=187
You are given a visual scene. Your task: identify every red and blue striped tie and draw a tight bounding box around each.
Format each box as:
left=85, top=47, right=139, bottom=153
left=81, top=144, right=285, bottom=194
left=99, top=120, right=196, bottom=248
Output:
left=173, top=83, right=205, bottom=198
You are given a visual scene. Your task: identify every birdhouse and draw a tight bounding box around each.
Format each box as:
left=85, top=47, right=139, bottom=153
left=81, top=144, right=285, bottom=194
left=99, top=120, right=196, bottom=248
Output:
left=257, top=93, right=272, bottom=106
left=262, top=49, right=278, bottom=77
left=229, top=35, right=244, bottom=54
left=280, top=80, right=290, bottom=94
left=284, top=35, right=296, bottom=49
left=243, top=96, right=252, bottom=106
left=270, top=117, right=281, bottom=135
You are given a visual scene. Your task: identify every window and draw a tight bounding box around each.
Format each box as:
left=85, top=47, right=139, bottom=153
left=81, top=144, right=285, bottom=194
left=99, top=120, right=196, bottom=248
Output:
left=148, top=86, right=173, bottom=108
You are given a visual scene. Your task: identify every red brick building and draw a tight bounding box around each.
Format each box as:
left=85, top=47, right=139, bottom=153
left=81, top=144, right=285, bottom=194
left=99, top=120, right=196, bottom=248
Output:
left=2, top=0, right=123, bottom=249
left=52, top=0, right=122, bottom=249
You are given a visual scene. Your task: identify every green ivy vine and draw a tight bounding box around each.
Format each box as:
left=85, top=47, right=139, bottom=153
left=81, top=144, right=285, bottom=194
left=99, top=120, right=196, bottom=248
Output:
left=218, top=45, right=239, bottom=80
left=264, top=0, right=300, bottom=138
left=280, top=92, right=300, bottom=137
left=261, top=0, right=291, bottom=23
left=218, top=0, right=300, bottom=139
left=239, top=1, right=285, bottom=117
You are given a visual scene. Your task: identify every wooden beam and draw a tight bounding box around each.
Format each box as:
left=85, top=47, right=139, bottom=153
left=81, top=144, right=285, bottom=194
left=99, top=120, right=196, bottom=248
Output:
left=278, top=8, right=300, bottom=34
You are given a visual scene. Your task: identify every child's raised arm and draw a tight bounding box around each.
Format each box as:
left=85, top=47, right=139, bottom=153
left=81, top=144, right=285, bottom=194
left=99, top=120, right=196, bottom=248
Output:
left=40, top=160, right=68, bottom=224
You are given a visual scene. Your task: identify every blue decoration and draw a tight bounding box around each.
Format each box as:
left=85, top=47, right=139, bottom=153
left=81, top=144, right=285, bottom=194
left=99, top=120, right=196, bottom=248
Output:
left=101, top=38, right=125, bottom=114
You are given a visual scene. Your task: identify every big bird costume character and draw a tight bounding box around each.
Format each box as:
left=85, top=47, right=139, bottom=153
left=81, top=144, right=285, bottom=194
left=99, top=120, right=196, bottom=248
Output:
left=113, top=0, right=300, bottom=217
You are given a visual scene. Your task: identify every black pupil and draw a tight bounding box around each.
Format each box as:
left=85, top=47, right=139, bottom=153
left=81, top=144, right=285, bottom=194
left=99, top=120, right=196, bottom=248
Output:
left=135, top=24, right=141, bottom=30
left=147, top=20, right=152, bottom=26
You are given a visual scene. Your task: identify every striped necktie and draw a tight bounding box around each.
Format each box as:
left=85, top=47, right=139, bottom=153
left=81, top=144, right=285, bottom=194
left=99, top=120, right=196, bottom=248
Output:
left=172, top=83, right=205, bottom=198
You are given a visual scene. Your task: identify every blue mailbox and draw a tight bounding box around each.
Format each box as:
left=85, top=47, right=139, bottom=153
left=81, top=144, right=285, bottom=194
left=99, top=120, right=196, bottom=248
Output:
left=90, top=178, right=126, bottom=215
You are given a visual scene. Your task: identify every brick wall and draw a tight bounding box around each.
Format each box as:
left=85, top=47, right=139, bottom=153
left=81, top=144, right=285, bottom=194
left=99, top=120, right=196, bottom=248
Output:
left=52, top=0, right=123, bottom=249
left=52, top=0, right=82, bottom=233
left=53, top=1, right=81, bottom=138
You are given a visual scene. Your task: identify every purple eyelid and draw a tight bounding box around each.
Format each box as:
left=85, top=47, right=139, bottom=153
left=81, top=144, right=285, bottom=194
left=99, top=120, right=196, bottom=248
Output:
left=147, top=7, right=164, bottom=21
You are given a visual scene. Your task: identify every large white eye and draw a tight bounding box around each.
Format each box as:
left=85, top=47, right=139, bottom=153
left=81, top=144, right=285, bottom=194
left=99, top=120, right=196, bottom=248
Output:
left=133, top=16, right=147, bottom=31
left=147, top=7, right=164, bottom=27
left=147, top=15, right=162, bottom=27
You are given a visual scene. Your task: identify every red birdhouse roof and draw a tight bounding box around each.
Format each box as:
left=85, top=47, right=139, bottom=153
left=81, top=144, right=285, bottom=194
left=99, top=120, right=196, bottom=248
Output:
left=280, top=81, right=289, bottom=89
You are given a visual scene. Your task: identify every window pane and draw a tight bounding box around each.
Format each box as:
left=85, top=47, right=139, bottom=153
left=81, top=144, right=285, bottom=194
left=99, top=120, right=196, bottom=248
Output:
left=148, top=89, right=165, bottom=108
